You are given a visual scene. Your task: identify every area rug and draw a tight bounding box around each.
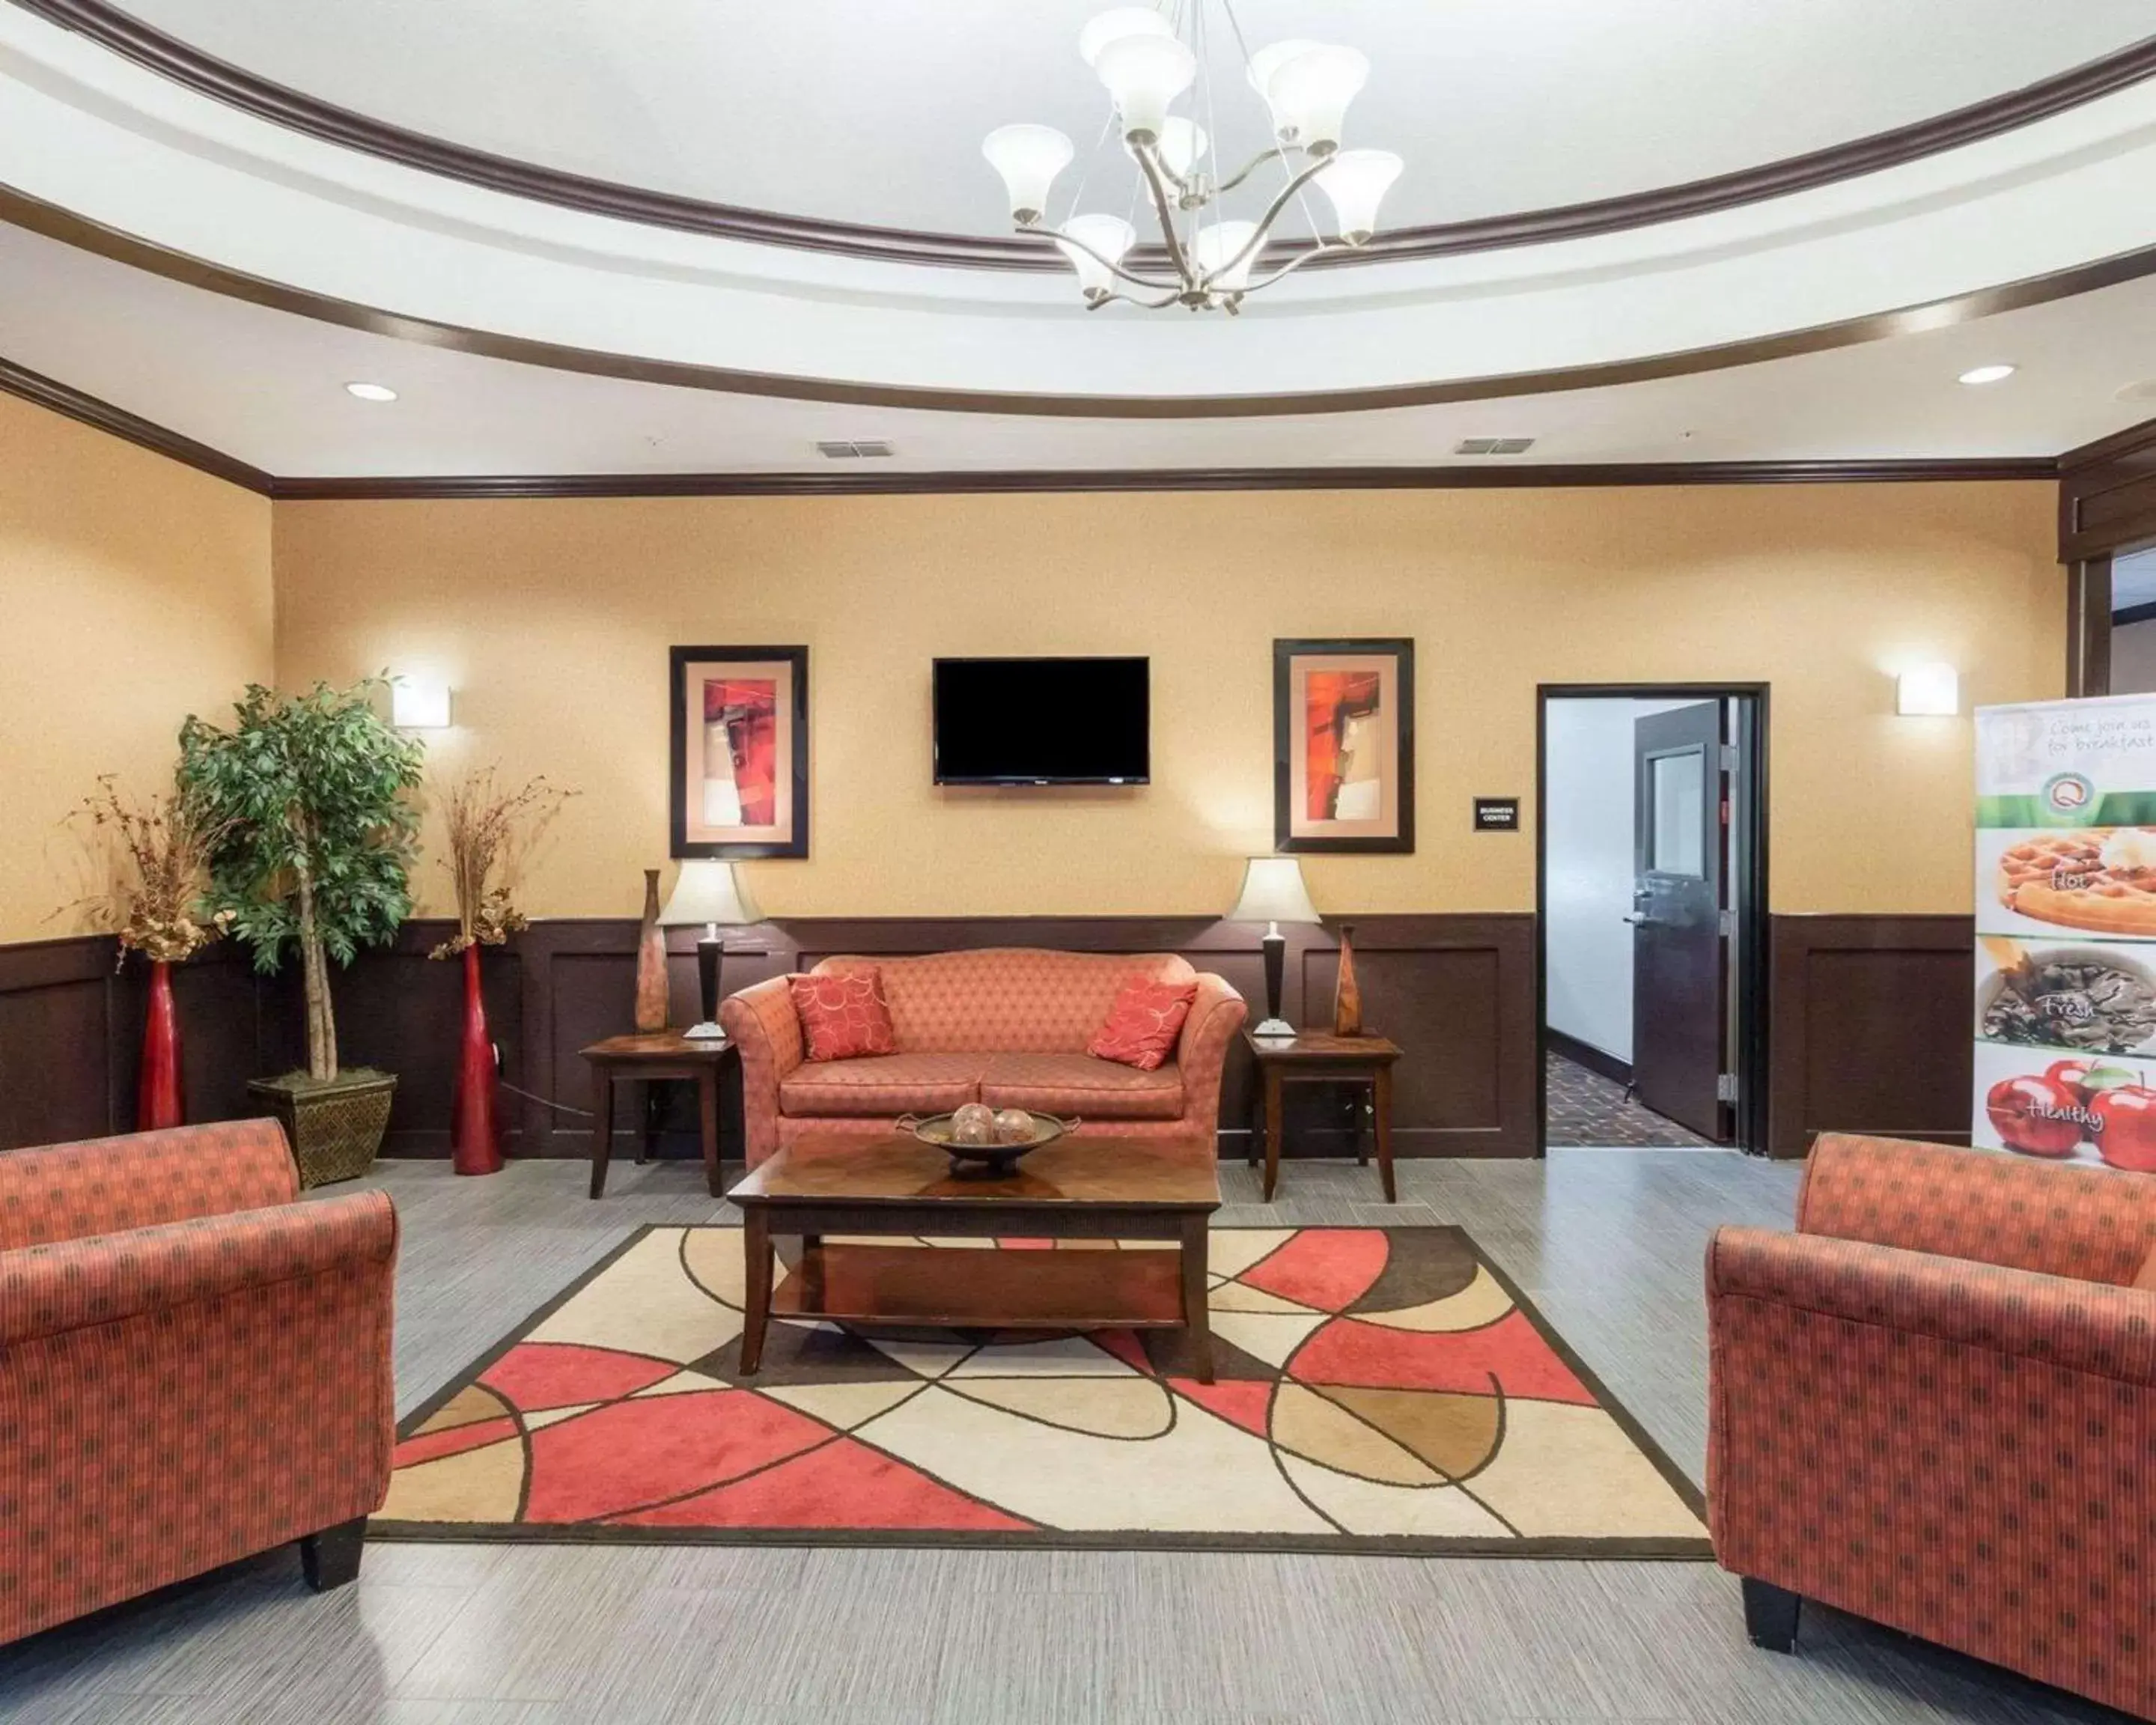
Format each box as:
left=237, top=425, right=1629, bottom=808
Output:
left=374, top=1225, right=1710, bottom=1557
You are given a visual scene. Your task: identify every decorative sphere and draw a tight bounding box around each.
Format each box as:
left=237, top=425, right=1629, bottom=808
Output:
left=950, top=1102, right=996, bottom=1145
left=991, top=1108, right=1036, bottom=1144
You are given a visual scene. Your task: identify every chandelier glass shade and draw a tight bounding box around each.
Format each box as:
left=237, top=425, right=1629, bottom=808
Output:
left=981, top=4, right=1401, bottom=313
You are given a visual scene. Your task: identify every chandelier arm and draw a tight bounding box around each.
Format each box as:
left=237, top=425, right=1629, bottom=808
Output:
left=1088, top=288, right=1187, bottom=311
left=1221, top=154, right=1341, bottom=281
left=1234, top=241, right=1353, bottom=295
left=1024, top=224, right=1182, bottom=296
left=1130, top=142, right=1200, bottom=291
left=1213, top=145, right=1301, bottom=198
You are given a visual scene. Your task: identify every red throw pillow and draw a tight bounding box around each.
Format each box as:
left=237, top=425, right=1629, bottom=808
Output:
left=788, top=970, right=898, bottom=1062
left=1088, top=979, right=1199, bottom=1071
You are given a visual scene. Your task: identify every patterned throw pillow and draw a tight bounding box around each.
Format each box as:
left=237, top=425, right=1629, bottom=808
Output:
left=1087, top=979, right=1199, bottom=1071
left=788, top=971, right=898, bottom=1062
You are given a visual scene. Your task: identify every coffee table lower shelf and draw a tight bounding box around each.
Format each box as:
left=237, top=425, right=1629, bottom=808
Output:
left=770, top=1242, right=1187, bottom=1330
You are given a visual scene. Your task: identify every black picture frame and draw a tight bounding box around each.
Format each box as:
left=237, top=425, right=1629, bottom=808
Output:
left=669, top=645, right=809, bottom=859
left=1273, top=637, right=1416, bottom=854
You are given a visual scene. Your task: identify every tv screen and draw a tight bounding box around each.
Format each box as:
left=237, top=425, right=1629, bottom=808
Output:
left=933, top=657, right=1150, bottom=785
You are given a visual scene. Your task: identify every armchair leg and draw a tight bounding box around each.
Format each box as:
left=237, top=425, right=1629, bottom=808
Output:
left=1741, top=1578, right=1800, bottom=1652
left=300, top=1515, right=368, bottom=1592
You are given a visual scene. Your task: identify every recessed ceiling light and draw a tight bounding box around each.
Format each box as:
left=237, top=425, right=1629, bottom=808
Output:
left=1956, top=364, right=2016, bottom=386
left=2115, top=380, right=2156, bottom=404
left=344, top=381, right=398, bottom=402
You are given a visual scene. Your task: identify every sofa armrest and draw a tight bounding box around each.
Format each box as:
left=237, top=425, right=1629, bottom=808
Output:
left=1707, top=1224, right=2156, bottom=1386
left=0, top=1190, right=398, bottom=1346
left=1175, top=973, right=1248, bottom=1135
left=719, top=976, right=806, bottom=1168
left=0, top=1120, right=299, bottom=1250
left=1796, top=1132, right=2156, bottom=1286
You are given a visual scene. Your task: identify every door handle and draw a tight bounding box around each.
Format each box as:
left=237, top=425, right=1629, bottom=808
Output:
left=1621, top=913, right=1650, bottom=925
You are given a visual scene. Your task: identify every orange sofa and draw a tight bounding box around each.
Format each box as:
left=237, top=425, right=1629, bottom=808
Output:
left=720, top=948, right=1247, bottom=1166
left=1707, top=1133, right=2156, bottom=1719
left=0, top=1120, right=399, bottom=1644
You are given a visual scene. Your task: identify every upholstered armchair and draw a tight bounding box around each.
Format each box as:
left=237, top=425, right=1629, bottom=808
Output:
left=721, top=949, right=1246, bottom=1167
left=0, top=1120, right=399, bottom=1644
left=1707, top=1134, right=2156, bottom=1719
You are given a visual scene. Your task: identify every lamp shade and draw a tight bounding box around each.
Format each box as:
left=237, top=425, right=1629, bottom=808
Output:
left=1264, top=43, right=1368, bottom=153
left=1246, top=38, right=1318, bottom=102
left=1094, top=31, right=1194, bottom=142
left=1895, top=663, right=1960, bottom=716
left=1078, top=5, right=1173, bottom=67
left=1315, top=148, right=1401, bottom=244
left=658, top=860, right=764, bottom=928
left=982, top=124, right=1074, bottom=224
left=1055, top=213, right=1137, bottom=298
left=1193, top=219, right=1261, bottom=291
left=1227, top=856, right=1321, bottom=925
left=1154, top=116, right=1209, bottom=179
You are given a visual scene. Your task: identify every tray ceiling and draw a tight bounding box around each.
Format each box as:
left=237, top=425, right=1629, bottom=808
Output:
left=91, top=0, right=2156, bottom=238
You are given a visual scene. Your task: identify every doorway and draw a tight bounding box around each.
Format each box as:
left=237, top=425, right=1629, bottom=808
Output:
left=1535, top=684, right=1768, bottom=1154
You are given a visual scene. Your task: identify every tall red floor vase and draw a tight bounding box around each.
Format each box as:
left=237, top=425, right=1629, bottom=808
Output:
left=451, top=943, right=504, bottom=1175
left=136, top=958, right=183, bottom=1131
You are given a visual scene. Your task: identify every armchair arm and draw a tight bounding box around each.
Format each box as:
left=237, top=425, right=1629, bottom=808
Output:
left=0, top=1120, right=298, bottom=1250
left=1708, top=1224, right=2156, bottom=1386
left=0, top=1190, right=398, bottom=1345
left=719, top=976, right=805, bottom=1168
left=1796, top=1133, right=2156, bottom=1286
left=1175, top=973, right=1248, bottom=1134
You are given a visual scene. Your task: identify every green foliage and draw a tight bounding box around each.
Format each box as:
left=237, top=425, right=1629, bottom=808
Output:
left=177, top=678, right=425, bottom=976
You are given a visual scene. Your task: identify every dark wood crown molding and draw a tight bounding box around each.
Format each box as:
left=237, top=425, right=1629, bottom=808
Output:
left=0, top=353, right=271, bottom=493
left=268, top=459, right=2057, bottom=503
left=12, top=0, right=2156, bottom=273
left=2059, top=410, right=2156, bottom=560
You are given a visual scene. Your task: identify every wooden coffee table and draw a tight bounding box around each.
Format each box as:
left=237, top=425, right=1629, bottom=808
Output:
left=728, top=1133, right=1220, bottom=1381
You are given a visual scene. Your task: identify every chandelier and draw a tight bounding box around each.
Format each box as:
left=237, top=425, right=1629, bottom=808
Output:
left=981, top=6, right=1400, bottom=314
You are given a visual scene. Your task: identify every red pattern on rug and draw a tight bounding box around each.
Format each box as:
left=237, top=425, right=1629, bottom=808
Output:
left=523, top=1390, right=829, bottom=1522
left=613, top=1437, right=1035, bottom=1530
left=481, top=1342, right=680, bottom=1411
left=1291, top=1309, right=1596, bottom=1405
left=1239, top=1229, right=1389, bottom=1310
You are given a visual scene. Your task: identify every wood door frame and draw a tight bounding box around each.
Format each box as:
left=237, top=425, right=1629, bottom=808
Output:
left=1535, top=683, right=1771, bottom=1155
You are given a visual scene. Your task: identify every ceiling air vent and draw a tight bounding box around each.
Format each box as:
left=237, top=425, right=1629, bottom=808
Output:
left=815, top=439, right=895, bottom=459
left=1453, top=436, right=1535, bottom=456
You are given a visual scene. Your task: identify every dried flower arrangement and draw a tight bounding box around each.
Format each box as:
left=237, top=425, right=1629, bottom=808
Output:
left=428, top=767, right=574, bottom=959
left=61, top=774, right=232, bottom=967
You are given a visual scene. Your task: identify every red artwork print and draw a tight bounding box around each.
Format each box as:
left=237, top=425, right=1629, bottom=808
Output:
left=1304, top=670, right=1383, bottom=821
left=706, top=677, right=778, bottom=827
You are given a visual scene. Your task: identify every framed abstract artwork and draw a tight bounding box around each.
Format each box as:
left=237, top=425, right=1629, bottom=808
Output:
left=1273, top=638, right=1415, bottom=854
left=669, top=645, right=809, bottom=859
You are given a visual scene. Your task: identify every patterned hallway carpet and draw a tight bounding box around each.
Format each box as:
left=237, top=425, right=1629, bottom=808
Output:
left=376, top=1225, right=1710, bottom=1557
left=1544, top=1053, right=1717, bottom=1148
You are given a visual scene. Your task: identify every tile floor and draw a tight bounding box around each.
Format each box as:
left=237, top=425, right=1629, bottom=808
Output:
left=0, top=1152, right=2126, bottom=1725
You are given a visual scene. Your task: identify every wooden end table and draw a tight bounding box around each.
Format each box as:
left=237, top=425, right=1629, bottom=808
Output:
left=728, top=1133, right=1220, bottom=1381
left=1243, top=1029, right=1403, bottom=1203
left=579, top=1032, right=732, bottom=1199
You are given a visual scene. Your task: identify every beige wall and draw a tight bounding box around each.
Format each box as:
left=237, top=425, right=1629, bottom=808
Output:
left=272, top=481, right=2059, bottom=921
left=0, top=395, right=272, bottom=945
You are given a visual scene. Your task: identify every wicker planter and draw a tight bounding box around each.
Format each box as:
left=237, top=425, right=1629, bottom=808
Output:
left=248, top=1068, right=398, bottom=1187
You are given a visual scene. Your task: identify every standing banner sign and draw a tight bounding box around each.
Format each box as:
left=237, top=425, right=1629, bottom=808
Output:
left=1975, top=695, right=2156, bottom=1171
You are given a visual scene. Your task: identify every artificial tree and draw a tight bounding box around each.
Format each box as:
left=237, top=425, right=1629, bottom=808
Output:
left=179, top=678, right=424, bottom=1180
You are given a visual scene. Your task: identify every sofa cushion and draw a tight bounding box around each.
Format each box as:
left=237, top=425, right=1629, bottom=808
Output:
left=979, top=1053, right=1185, bottom=1121
left=2137, top=1247, right=2156, bottom=1292
left=779, top=1053, right=986, bottom=1119
left=1087, top=979, right=1199, bottom=1071
left=788, top=970, right=898, bottom=1062
left=811, top=949, right=1198, bottom=1053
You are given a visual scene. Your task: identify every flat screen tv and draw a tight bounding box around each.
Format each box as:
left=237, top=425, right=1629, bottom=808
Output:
left=933, top=657, right=1150, bottom=785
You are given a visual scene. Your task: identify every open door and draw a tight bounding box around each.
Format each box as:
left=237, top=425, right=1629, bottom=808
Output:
left=1630, top=702, right=1729, bottom=1141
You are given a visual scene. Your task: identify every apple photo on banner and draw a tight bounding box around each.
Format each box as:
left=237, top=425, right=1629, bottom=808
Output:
left=1973, top=1039, right=2156, bottom=1172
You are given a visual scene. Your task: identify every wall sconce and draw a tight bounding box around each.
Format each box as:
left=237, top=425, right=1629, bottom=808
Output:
left=1895, top=663, right=1960, bottom=717
left=392, top=678, right=454, bottom=729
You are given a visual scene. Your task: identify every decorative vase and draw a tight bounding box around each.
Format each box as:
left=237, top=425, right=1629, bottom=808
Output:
left=451, top=943, right=503, bottom=1175
left=634, top=868, right=669, bottom=1032
left=1333, top=923, right=1363, bottom=1037
left=137, top=958, right=183, bottom=1131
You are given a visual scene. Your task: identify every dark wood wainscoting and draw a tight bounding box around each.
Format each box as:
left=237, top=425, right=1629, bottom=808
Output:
left=1767, top=914, right=1973, bottom=1159
left=0, top=913, right=1539, bottom=1162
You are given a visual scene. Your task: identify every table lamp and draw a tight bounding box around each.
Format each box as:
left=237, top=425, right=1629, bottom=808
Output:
left=1226, top=856, right=1321, bottom=1038
left=658, top=860, right=764, bottom=1040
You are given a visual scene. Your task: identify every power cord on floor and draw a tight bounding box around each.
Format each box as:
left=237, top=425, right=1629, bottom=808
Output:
left=497, top=1079, right=595, bottom=1119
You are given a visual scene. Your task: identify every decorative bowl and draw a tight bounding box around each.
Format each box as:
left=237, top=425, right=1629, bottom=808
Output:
left=897, top=1110, right=1079, bottom=1178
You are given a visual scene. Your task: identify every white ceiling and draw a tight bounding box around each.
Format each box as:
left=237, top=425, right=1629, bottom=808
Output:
left=104, top=0, right=2156, bottom=237
left=7, top=213, right=2156, bottom=477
